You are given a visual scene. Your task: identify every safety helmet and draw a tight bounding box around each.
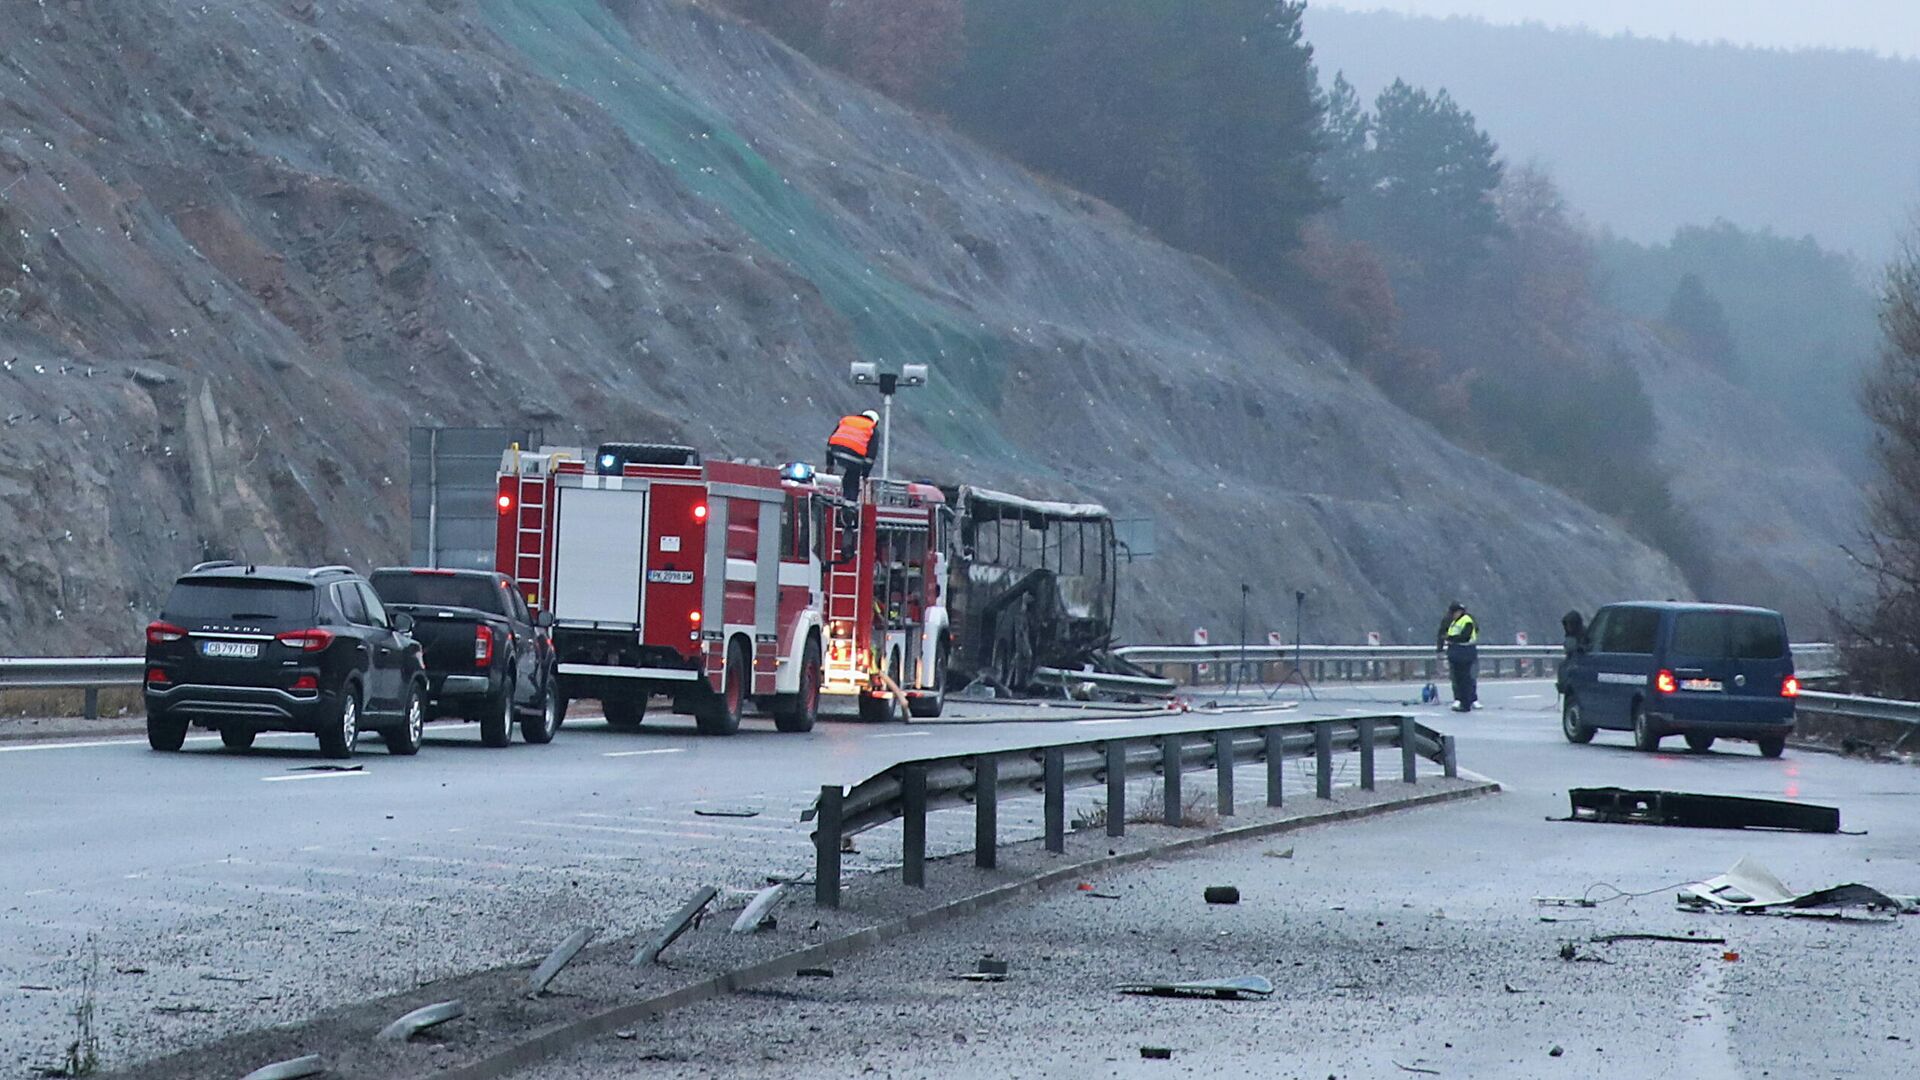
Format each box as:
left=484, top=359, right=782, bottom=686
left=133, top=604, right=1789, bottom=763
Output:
left=861, top=410, right=879, bottom=423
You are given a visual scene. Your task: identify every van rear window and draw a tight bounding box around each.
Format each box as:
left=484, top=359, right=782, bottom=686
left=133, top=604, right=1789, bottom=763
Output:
left=1597, top=608, right=1659, bottom=654
left=164, top=580, right=314, bottom=622
left=1671, top=612, right=1787, bottom=660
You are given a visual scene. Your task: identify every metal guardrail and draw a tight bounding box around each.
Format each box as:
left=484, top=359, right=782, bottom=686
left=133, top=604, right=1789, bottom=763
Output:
left=1795, top=689, right=1920, bottom=728
left=1116, top=642, right=1843, bottom=687
left=0, top=657, right=144, bottom=718
left=806, top=713, right=1455, bottom=908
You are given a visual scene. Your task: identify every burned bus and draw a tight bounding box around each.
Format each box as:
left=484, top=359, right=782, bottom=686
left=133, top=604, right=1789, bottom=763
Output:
left=941, top=486, right=1119, bottom=693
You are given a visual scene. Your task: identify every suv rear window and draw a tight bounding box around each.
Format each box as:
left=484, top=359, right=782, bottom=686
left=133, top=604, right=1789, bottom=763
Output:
left=371, top=572, right=504, bottom=613
left=1672, top=612, right=1787, bottom=660
left=1596, top=607, right=1659, bottom=654
left=164, top=580, right=314, bottom=623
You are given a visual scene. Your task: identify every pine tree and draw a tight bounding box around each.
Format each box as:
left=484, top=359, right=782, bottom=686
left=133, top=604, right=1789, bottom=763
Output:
left=1662, top=272, right=1741, bottom=372
left=1319, top=72, right=1375, bottom=205
left=1368, top=80, right=1503, bottom=277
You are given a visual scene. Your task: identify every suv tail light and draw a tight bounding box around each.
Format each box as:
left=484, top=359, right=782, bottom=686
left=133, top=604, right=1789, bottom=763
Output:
left=276, top=629, right=335, bottom=653
left=1782, top=676, right=1801, bottom=698
left=290, top=674, right=319, bottom=692
left=146, top=621, right=186, bottom=644
left=474, top=625, right=494, bottom=667
left=1655, top=669, right=1678, bottom=694
left=146, top=667, right=169, bottom=685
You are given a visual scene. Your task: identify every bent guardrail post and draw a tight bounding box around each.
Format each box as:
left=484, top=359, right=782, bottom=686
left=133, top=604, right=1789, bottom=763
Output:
left=1400, top=717, right=1418, bottom=783
left=1314, top=722, right=1334, bottom=800
left=1105, top=740, right=1126, bottom=837
left=1214, top=730, right=1235, bottom=817
left=1265, top=726, right=1284, bottom=807
left=1043, top=747, right=1066, bottom=854
left=902, top=766, right=928, bottom=887
left=1442, top=735, right=1459, bottom=779
left=1358, top=717, right=1377, bottom=791
left=1160, top=735, right=1183, bottom=826
left=240, top=1054, right=327, bottom=1080
left=974, top=754, right=998, bottom=869
left=815, top=785, right=844, bottom=908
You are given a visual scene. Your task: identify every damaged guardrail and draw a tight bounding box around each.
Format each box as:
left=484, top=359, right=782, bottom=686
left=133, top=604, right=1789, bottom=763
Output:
left=1795, top=689, right=1920, bottom=728
left=1115, top=642, right=1841, bottom=688
left=806, top=714, right=1455, bottom=908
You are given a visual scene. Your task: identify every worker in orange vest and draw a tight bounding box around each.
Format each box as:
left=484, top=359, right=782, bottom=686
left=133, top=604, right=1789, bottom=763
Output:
left=827, top=410, right=880, bottom=500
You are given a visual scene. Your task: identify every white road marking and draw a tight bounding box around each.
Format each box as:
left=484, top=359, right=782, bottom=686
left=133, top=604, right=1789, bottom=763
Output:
left=870, top=731, right=929, bottom=739
left=1073, top=718, right=1135, bottom=726
left=261, top=770, right=368, bottom=783
left=603, top=748, right=688, bottom=758
left=0, top=732, right=309, bottom=754
left=1512, top=694, right=1545, bottom=700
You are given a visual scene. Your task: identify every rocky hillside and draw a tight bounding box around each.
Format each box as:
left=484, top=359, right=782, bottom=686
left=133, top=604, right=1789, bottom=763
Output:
left=0, top=0, right=1689, bottom=655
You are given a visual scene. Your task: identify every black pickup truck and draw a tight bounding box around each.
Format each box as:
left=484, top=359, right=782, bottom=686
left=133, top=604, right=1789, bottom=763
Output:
left=369, top=568, right=557, bottom=747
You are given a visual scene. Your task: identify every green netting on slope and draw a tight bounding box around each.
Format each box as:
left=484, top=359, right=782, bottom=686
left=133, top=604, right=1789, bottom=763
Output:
left=478, top=0, right=1009, bottom=459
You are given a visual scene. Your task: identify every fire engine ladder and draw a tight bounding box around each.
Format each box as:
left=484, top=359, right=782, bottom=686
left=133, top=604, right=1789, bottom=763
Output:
left=826, top=509, right=862, bottom=626
left=512, top=475, right=547, bottom=604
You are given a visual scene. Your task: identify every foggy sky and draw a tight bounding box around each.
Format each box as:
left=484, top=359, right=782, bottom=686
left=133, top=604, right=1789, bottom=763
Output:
left=1323, top=1, right=1920, bottom=59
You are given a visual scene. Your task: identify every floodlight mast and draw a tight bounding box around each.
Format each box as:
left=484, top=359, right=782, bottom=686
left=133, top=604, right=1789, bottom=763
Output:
left=849, top=362, right=927, bottom=482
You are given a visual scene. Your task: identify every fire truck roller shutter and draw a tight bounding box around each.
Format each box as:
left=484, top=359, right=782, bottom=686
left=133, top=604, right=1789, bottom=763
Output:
left=755, top=500, right=781, bottom=697
left=702, top=495, right=729, bottom=686
left=552, top=483, right=648, bottom=625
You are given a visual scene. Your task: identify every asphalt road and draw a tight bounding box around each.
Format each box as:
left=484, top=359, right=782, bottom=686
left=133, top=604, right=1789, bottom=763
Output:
left=0, top=686, right=1380, bottom=1076
left=5, top=679, right=1907, bottom=1077
left=522, top=685, right=1920, bottom=1080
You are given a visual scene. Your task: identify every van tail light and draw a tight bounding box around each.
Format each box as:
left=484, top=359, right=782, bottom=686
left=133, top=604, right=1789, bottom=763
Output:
left=1782, top=676, right=1801, bottom=698
left=276, top=629, right=335, bottom=653
left=146, top=667, right=169, bottom=686
left=1655, top=669, right=1677, bottom=694
left=146, top=621, right=186, bottom=644
left=291, top=674, right=319, bottom=692
left=474, top=625, right=494, bottom=667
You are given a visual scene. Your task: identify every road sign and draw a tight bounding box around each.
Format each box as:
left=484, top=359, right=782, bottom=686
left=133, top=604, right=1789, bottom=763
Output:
left=1516, top=631, right=1530, bottom=646
left=1366, top=631, right=1382, bottom=647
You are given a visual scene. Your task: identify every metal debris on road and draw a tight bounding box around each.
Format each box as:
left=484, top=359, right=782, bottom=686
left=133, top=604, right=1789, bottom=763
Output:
left=1393, top=1061, right=1441, bottom=1075
left=977, top=957, right=1010, bottom=976
left=239, top=1054, right=327, bottom=1080
left=527, top=927, right=594, bottom=997
left=1117, top=975, right=1274, bottom=1000
left=1140, top=1046, right=1173, bottom=1059
left=1263, top=847, right=1295, bottom=859
left=796, top=967, right=834, bottom=978
left=1677, top=857, right=1920, bottom=917
left=288, top=764, right=365, bottom=773
left=1563, top=787, right=1839, bottom=833
left=1203, top=886, right=1241, bottom=905
left=730, top=883, right=789, bottom=934
left=375, top=999, right=465, bottom=1041
left=634, top=885, right=719, bottom=965
left=1589, top=933, right=1727, bottom=946
left=1557, top=942, right=1612, bottom=964
left=694, top=808, right=761, bottom=818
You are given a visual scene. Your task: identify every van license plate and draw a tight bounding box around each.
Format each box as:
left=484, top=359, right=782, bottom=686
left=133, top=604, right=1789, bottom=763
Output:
left=1680, top=678, right=1723, bottom=692
left=647, top=570, right=695, bottom=585
left=201, top=641, right=261, bottom=659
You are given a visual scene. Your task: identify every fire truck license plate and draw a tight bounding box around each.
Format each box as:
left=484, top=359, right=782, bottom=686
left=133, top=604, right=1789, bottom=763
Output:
left=646, top=570, right=695, bottom=585
left=201, top=641, right=260, bottom=659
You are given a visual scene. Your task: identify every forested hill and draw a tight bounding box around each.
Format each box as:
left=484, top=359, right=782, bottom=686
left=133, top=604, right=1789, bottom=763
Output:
left=1307, top=6, right=1920, bottom=260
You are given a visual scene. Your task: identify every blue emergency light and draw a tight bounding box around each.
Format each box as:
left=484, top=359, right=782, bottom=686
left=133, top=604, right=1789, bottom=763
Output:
left=780, top=461, right=817, bottom=482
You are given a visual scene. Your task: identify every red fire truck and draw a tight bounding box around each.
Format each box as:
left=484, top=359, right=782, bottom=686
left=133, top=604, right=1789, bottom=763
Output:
left=494, top=443, right=950, bottom=734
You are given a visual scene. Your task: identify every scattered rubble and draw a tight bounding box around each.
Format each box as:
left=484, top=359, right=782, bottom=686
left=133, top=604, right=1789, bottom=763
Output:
left=1563, top=788, right=1839, bottom=833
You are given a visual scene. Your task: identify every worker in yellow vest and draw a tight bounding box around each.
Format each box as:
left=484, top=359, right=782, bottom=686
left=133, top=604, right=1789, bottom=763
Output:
left=826, top=410, right=880, bottom=501
left=1437, top=601, right=1479, bottom=712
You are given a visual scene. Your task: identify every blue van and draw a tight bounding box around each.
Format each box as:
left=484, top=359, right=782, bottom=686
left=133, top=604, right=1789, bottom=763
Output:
left=1558, top=602, right=1797, bottom=757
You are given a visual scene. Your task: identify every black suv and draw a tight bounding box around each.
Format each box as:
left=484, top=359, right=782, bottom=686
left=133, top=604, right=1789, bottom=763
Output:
left=144, top=563, right=429, bottom=758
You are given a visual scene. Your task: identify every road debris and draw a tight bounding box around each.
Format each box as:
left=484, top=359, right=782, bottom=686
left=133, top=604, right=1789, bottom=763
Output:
left=1117, top=975, right=1274, bottom=1000
left=527, top=927, right=593, bottom=997
left=1393, top=1061, right=1441, bottom=1075
left=694, top=808, right=761, bottom=818
left=1557, top=942, right=1612, bottom=964
left=1203, top=886, right=1241, bottom=905
left=1549, top=1045, right=1565, bottom=1057
left=1677, top=857, right=1920, bottom=917
left=1563, top=787, right=1839, bottom=833
left=375, top=999, right=465, bottom=1041
left=1140, top=1046, right=1173, bottom=1060
left=1589, top=933, right=1726, bottom=946
left=239, top=1053, right=327, bottom=1080
left=730, top=883, right=789, bottom=934
left=634, top=885, right=719, bottom=965
left=796, top=967, right=834, bottom=978
left=977, top=957, right=1010, bottom=976
left=1264, top=847, right=1295, bottom=859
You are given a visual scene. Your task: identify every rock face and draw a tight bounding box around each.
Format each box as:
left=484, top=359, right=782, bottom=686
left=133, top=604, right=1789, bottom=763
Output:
left=0, top=0, right=1693, bottom=654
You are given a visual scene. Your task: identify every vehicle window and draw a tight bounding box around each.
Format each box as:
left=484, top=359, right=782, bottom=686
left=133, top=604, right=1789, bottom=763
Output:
left=1670, top=613, right=1726, bottom=659
left=506, top=580, right=532, bottom=625
left=1582, top=609, right=1611, bottom=653
left=1731, top=614, right=1787, bottom=660
left=164, top=581, right=313, bottom=623
left=333, top=582, right=369, bottom=625
left=357, top=583, right=390, bottom=628
left=1599, top=607, right=1658, bottom=654
left=370, top=572, right=502, bottom=612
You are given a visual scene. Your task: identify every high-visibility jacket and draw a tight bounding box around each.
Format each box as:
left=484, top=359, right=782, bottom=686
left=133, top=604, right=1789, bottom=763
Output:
left=829, top=414, right=877, bottom=458
left=1446, top=612, right=1478, bottom=646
